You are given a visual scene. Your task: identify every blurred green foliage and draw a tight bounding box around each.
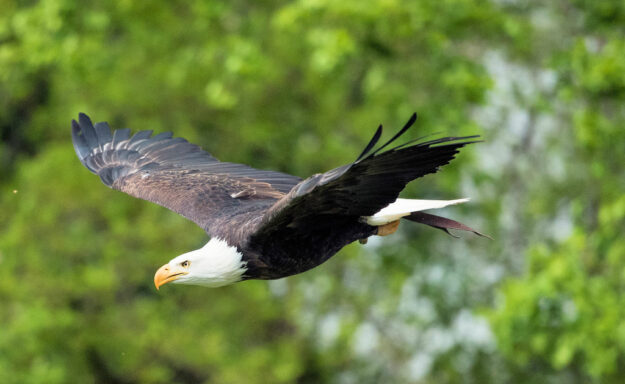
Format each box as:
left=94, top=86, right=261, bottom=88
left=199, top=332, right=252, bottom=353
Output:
left=1, top=0, right=624, bottom=383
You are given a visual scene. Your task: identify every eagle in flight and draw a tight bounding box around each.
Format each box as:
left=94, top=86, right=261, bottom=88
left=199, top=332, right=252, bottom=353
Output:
left=72, top=113, right=486, bottom=289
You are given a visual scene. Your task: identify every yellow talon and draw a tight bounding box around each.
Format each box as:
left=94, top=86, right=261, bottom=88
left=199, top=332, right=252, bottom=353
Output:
left=377, top=220, right=400, bottom=236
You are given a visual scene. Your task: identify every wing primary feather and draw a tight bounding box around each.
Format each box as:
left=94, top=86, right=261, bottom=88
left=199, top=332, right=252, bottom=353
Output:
left=151, top=132, right=174, bottom=141
left=127, top=130, right=154, bottom=149
left=369, top=112, right=417, bottom=157
left=78, top=113, right=99, bottom=151
left=425, top=135, right=482, bottom=146
left=138, top=137, right=187, bottom=153
left=391, top=135, right=482, bottom=153
left=94, top=122, right=113, bottom=147
left=389, top=131, right=442, bottom=151
left=71, top=120, right=91, bottom=160
left=111, top=128, right=131, bottom=149
left=355, top=124, right=383, bottom=163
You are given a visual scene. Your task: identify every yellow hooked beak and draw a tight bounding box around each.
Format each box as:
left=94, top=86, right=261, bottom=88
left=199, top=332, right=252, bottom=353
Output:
left=154, top=263, right=189, bottom=290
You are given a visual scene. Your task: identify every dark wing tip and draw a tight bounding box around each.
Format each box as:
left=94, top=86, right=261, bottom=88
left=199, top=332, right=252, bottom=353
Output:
left=408, top=112, right=417, bottom=126
left=369, top=112, right=419, bottom=158
left=429, top=135, right=482, bottom=144
left=78, top=112, right=93, bottom=129
left=75, top=112, right=101, bottom=149
left=94, top=121, right=113, bottom=144
left=355, top=124, right=383, bottom=163
left=71, top=119, right=92, bottom=162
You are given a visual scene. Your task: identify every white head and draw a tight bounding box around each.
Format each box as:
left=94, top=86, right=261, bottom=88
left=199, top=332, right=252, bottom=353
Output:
left=154, top=238, right=247, bottom=289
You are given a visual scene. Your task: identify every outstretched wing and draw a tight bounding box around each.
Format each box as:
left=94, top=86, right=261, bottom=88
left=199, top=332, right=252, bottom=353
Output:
left=255, top=113, right=479, bottom=238
left=72, top=113, right=301, bottom=238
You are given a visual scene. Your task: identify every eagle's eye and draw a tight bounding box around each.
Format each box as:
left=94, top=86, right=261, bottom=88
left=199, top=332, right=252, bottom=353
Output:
left=181, top=260, right=190, bottom=268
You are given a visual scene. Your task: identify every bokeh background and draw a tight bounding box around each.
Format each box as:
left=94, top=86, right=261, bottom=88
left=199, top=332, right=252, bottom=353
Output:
left=1, top=0, right=624, bottom=383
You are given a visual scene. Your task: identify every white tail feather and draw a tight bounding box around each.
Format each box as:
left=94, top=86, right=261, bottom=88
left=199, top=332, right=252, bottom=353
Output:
left=365, top=198, right=469, bottom=226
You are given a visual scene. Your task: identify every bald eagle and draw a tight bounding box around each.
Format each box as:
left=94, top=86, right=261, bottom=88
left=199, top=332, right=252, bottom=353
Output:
left=72, top=113, right=485, bottom=289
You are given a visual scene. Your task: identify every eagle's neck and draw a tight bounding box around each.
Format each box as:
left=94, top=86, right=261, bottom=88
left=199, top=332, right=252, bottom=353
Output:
left=182, top=238, right=247, bottom=287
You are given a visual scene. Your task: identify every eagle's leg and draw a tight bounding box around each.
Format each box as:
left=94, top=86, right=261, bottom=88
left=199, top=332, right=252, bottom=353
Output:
left=376, top=220, right=400, bottom=236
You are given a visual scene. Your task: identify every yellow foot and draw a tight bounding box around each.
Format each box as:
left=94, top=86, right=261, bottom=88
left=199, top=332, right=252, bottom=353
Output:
left=377, top=220, right=400, bottom=236
left=358, top=238, right=368, bottom=244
